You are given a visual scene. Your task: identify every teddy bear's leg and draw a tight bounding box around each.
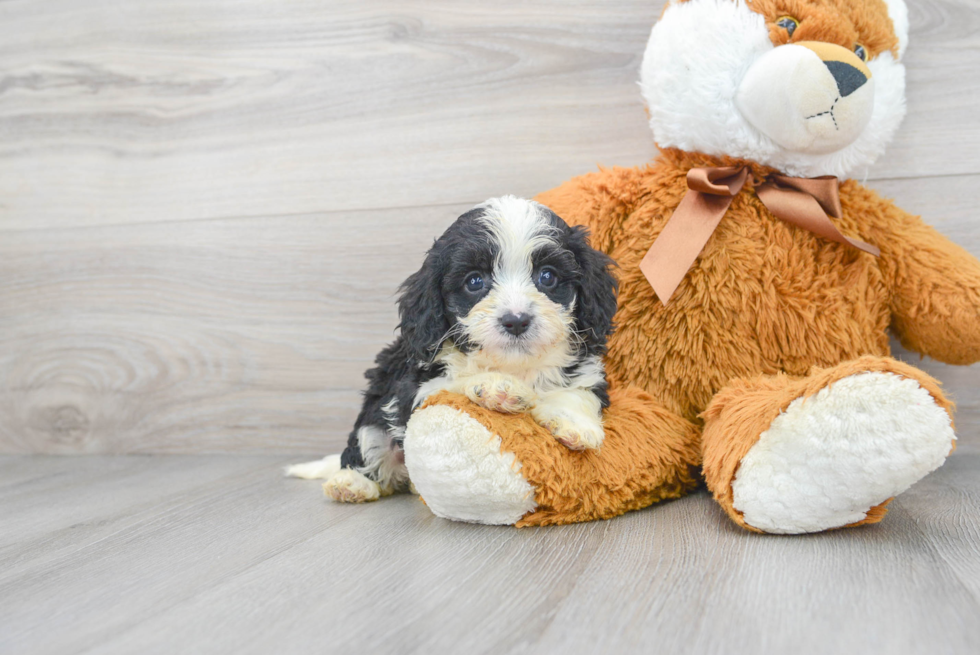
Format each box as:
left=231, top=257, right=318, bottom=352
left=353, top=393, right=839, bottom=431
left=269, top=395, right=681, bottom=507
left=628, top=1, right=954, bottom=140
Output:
left=403, top=400, right=539, bottom=525
left=405, top=388, right=701, bottom=526
left=701, top=356, right=957, bottom=534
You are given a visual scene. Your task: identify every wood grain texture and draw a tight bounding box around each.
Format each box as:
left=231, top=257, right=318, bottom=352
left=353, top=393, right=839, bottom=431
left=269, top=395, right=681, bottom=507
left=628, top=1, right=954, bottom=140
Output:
left=1, top=195, right=976, bottom=455
left=0, top=0, right=978, bottom=454
left=0, top=0, right=978, bottom=230
left=1, top=454, right=979, bottom=655
left=0, top=204, right=470, bottom=454
left=0, top=0, right=660, bottom=230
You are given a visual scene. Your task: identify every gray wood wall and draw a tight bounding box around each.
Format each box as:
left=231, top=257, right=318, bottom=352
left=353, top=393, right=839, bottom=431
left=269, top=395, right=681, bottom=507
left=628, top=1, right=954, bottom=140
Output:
left=1, top=0, right=977, bottom=454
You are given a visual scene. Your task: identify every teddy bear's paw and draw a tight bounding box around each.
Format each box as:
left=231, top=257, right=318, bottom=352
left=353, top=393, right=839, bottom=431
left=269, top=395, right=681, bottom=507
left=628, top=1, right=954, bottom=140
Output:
left=404, top=404, right=537, bottom=525
left=322, top=468, right=381, bottom=503
left=731, top=371, right=955, bottom=534
left=464, top=373, right=535, bottom=414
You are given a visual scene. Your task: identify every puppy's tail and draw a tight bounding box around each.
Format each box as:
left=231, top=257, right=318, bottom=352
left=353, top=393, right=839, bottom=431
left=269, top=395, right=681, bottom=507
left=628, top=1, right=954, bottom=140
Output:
left=284, top=453, right=342, bottom=480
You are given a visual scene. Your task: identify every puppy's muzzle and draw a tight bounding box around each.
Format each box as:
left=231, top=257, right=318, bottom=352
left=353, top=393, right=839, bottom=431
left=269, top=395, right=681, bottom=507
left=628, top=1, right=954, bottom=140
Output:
left=499, top=312, right=532, bottom=337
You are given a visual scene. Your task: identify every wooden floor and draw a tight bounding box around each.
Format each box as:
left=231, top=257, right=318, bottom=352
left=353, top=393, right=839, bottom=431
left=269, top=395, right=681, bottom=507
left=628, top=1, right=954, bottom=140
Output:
left=2, top=453, right=979, bottom=655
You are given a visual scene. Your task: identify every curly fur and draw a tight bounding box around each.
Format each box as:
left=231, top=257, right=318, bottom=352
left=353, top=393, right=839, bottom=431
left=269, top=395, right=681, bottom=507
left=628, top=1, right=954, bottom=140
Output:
left=290, top=196, right=618, bottom=497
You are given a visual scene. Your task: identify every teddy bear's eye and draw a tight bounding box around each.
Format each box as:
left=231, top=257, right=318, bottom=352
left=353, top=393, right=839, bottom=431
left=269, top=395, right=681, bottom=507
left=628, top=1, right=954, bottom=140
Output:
left=776, top=16, right=798, bottom=37
left=854, top=44, right=867, bottom=61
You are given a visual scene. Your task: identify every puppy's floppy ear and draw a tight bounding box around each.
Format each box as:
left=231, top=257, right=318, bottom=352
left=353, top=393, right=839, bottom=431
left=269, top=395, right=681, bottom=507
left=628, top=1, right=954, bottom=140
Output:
left=568, top=225, right=618, bottom=354
left=397, top=242, right=449, bottom=362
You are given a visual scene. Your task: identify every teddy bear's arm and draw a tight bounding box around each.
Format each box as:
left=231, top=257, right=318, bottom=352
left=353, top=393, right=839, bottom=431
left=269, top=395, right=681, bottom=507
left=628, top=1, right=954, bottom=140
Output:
left=868, top=197, right=980, bottom=366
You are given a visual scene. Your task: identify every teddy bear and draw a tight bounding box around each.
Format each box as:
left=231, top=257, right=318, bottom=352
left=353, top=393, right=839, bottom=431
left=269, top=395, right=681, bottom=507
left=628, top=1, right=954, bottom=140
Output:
left=402, top=0, right=980, bottom=533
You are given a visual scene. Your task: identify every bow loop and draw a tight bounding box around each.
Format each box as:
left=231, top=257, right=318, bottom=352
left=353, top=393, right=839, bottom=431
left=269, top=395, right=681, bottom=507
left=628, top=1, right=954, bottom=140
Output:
left=766, top=174, right=843, bottom=219
left=686, top=166, right=749, bottom=196
left=639, top=165, right=879, bottom=304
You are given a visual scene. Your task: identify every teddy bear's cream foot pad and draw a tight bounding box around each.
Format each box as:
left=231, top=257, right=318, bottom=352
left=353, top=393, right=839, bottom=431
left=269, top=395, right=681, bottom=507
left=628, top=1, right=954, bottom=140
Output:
left=731, top=372, right=955, bottom=534
left=404, top=404, right=537, bottom=525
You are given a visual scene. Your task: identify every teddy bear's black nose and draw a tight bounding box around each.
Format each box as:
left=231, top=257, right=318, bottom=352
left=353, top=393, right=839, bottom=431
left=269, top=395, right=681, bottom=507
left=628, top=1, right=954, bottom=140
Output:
left=500, top=312, right=532, bottom=336
left=824, top=60, right=868, bottom=97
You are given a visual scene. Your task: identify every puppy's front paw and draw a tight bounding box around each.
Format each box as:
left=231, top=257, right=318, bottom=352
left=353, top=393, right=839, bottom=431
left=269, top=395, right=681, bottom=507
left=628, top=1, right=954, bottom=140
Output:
left=323, top=469, right=381, bottom=503
left=538, top=413, right=605, bottom=451
left=465, top=374, right=535, bottom=414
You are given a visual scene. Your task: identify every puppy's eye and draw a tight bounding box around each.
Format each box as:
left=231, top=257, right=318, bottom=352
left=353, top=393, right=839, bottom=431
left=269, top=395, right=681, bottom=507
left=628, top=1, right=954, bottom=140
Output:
left=776, top=16, right=798, bottom=37
left=464, top=273, right=485, bottom=293
left=537, top=268, right=558, bottom=289
left=854, top=44, right=867, bottom=61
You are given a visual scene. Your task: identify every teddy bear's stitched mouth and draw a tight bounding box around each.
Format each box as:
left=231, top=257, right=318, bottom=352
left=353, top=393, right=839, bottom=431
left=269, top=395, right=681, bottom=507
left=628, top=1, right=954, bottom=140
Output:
left=805, top=96, right=841, bottom=130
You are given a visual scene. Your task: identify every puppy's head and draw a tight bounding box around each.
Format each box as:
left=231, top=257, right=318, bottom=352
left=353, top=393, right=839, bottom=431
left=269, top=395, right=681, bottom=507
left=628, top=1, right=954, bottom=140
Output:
left=399, top=196, right=617, bottom=366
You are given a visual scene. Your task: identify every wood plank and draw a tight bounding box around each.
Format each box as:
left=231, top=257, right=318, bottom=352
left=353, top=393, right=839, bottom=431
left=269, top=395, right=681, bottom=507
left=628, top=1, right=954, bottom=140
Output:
left=895, top=453, right=980, bottom=600
left=0, top=0, right=978, bottom=231
left=0, top=0, right=659, bottom=230
left=0, top=455, right=278, bottom=557
left=0, top=455, right=346, bottom=655
left=1, top=175, right=978, bottom=454
left=525, top=455, right=980, bottom=655
left=0, top=204, right=469, bottom=454
left=876, top=0, right=980, bottom=179
left=1, top=454, right=977, bottom=655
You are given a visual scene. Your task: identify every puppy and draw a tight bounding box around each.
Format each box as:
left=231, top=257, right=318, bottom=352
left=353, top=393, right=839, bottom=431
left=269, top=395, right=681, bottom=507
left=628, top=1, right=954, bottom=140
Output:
left=287, top=196, right=618, bottom=503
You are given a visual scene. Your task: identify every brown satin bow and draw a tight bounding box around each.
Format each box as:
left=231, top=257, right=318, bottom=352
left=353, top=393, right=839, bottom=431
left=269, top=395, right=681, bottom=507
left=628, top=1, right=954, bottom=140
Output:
left=639, top=166, right=880, bottom=303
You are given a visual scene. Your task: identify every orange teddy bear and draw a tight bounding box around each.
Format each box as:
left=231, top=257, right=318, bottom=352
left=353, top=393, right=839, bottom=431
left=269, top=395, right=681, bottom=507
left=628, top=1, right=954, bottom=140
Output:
left=403, top=0, right=980, bottom=533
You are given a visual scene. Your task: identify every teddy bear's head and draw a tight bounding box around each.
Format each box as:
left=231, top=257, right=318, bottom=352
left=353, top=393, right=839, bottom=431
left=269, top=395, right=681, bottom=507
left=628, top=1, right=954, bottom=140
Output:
left=640, top=0, right=908, bottom=178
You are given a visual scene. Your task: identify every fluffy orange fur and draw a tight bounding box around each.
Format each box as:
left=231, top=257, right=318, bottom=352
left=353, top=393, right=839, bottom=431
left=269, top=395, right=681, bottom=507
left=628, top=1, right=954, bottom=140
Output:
left=677, top=0, right=901, bottom=59
left=415, top=0, right=979, bottom=529
left=418, top=146, right=976, bottom=528
left=423, top=388, right=702, bottom=527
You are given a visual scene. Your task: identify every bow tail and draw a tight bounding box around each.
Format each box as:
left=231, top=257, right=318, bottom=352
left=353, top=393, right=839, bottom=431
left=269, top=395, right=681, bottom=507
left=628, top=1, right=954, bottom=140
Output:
left=639, top=190, right=738, bottom=302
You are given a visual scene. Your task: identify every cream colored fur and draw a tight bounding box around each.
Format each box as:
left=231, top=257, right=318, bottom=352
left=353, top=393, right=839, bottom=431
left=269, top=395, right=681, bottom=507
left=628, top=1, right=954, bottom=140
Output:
left=287, top=453, right=388, bottom=503
left=409, top=196, right=606, bottom=449
left=404, top=404, right=538, bottom=524
left=640, top=0, right=907, bottom=179
left=531, top=387, right=605, bottom=450
left=415, top=344, right=607, bottom=450
left=285, top=453, right=342, bottom=480
left=732, top=372, right=955, bottom=534
left=322, top=468, right=383, bottom=503
left=735, top=43, right=875, bottom=154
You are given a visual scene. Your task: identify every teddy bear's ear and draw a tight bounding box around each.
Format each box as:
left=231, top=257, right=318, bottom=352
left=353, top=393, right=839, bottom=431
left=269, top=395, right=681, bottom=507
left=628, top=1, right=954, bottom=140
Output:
left=568, top=225, right=619, bottom=355
left=397, top=241, right=450, bottom=363
left=883, top=0, right=910, bottom=59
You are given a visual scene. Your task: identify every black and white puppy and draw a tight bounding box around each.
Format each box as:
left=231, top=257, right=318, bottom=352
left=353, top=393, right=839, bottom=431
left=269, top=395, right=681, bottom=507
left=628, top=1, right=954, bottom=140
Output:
left=287, top=196, right=618, bottom=503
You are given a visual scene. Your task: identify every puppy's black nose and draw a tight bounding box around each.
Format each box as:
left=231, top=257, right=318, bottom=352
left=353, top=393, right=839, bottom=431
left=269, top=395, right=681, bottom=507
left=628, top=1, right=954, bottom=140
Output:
left=500, top=312, right=532, bottom=336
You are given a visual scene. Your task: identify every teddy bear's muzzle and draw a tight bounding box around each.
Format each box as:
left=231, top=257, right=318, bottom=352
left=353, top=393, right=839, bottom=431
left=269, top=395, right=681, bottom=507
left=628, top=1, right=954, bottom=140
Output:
left=735, top=41, right=875, bottom=155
